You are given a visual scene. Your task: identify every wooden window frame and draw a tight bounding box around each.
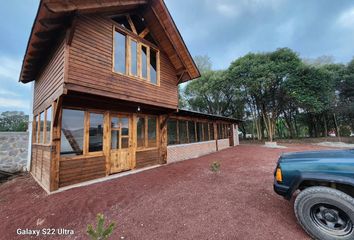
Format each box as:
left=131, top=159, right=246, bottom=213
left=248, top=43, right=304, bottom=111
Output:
left=33, top=106, right=54, bottom=146
left=60, top=109, right=105, bottom=160
left=136, top=114, right=159, bottom=151
left=112, top=25, right=160, bottom=86
left=86, top=111, right=105, bottom=156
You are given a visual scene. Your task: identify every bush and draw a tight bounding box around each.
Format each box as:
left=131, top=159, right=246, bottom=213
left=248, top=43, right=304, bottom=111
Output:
left=339, top=125, right=351, bottom=137
left=87, top=213, right=115, bottom=240
left=210, top=161, right=221, bottom=173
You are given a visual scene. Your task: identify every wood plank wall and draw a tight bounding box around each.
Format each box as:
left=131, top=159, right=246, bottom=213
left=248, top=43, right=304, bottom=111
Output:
left=33, top=38, right=66, bottom=114
left=67, top=14, right=178, bottom=109
left=31, top=145, right=52, bottom=190
left=59, top=156, right=106, bottom=187
left=136, top=149, right=160, bottom=169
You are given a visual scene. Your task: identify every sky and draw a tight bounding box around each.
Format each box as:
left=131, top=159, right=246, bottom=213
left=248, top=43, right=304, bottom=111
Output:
left=1, top=0, right=354, bottom=114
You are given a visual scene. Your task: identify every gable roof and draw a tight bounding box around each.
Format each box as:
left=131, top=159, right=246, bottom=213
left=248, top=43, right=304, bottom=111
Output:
left=19, top=0, right=200, bottom=83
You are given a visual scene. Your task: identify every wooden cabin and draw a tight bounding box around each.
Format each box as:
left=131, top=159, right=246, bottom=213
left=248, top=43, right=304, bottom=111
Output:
left=20, top=0, right=240, bottom=192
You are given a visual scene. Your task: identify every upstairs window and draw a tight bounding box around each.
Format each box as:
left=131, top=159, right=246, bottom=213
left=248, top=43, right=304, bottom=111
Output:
left=113, top=14, right=160, bottom=85
left=114, top=31, right=126, bottom=74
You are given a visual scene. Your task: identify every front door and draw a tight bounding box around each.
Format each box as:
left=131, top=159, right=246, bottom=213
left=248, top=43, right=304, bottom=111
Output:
left=109, top=114, right=134, bottom=174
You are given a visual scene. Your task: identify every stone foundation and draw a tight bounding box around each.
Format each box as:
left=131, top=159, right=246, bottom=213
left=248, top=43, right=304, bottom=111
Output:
left=0, top=132, right=29, bottom=173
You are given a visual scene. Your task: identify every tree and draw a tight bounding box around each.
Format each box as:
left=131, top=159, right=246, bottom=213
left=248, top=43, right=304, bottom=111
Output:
left=0, top=111, right=28, bottom=132
left=227, top=48, right=301, bottom=141
left=184, top=70, right=244, bottom=119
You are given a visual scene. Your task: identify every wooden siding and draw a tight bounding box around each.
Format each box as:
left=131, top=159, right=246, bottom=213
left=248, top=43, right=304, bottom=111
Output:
left=59, top=156, right=106, bottom=187
left=67, top=14, right=178, bottom=109
left=31, top=145, right=51, bottom=190
left=136, top=149, right=160, bottom=168
left=33, top=38, right=66, bottom=114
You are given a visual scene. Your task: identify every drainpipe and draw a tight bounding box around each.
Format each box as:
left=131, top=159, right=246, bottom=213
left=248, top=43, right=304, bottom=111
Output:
left=26, top=82, right=34, bottom=171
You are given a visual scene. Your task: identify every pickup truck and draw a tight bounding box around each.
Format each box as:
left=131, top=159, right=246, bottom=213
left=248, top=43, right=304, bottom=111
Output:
left=274, top=149, right=354, bottom=240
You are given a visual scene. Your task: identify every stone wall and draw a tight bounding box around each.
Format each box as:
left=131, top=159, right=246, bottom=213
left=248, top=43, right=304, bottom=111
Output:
left=0, top=132, right=29, bottom=173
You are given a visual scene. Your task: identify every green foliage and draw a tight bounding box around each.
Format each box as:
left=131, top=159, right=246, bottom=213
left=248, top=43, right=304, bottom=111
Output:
left=181, top=50, right=354, bottom=140
left=339, top=126, right=351, bottom=137
left=0, top=111, right=28, bottom=132
left=87, top=213, right=115, bottom=240
left=210, top=161, right=221, bottom=173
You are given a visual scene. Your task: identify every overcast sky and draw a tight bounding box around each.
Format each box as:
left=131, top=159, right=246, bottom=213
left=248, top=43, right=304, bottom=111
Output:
left=1, top=0, right=354, bottom=114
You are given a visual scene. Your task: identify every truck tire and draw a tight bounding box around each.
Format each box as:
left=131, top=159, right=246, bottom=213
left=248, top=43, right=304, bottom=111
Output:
left=294, top=186, right=354, bottom=240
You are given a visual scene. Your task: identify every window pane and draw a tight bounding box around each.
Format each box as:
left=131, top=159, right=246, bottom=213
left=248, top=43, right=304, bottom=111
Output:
left=111, top=117, right=119, bottom=129
left=150, top=49, right=157, bottom=84
left=89, top=113, right=103, bottom=152
left=33, top=115, right=38, bottom=143
left=121, top=117, right=129, bottom=136
left=148, top=117, right=157, bottom=147
left=203, top=123, right=209, bottom=141
left=131, top=40, right=138, bottom=76
left=114, top=31, right=126, bottom=73
left=167, top=119, right=177, bottom=145
left=39, top=111, right=44, bottom=143
left=196, top=122, right=203, bottom=142
left=209, top=123, right=214, bottom=140
left=137, top=117, right=145, bottom=147
left=121, top=137, right=129, bottom=149
left=60, top=109, right=84, bottom=157
left=179, top=120, right=188, bottom=144
left=218, top=124, right=222, bottom=139
left=188, top=121, right=196, bottom=143
left=141, top=45, right=148, bottom=79
left=111, top=130, right=120, bottom=149
left=45, top=107, right=52, bottom=144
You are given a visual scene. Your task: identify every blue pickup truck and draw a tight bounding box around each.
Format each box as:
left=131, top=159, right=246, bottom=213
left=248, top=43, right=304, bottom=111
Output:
left=274, top=149, right=354, bottom=240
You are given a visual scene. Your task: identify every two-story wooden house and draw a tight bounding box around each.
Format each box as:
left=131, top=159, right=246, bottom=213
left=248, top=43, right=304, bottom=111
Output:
left=20, top=0, right=240, bottom=193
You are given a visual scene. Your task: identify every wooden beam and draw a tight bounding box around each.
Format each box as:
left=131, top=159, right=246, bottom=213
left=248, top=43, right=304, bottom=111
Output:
left=45, top=1, right=148, bottom=13
left=53, top=96, right=63, bottom=127
left=66, top=16, right=78, bottom=46
left=139, top=27, right=149, bottom=38
left=126, top=15, right=137, bottom=34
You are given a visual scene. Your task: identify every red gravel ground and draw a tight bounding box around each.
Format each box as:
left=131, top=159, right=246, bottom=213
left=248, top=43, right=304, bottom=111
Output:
left=0, top=144, right=339, bottom=240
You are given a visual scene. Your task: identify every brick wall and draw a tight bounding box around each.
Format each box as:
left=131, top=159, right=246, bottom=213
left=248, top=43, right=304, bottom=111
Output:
left=167, top=141, right=217, bottom=164
left=217, top=139, right=230, bottom=150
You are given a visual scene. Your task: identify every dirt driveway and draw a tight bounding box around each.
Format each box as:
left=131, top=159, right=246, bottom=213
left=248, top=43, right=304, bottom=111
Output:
left=0, top=144, right=336, bottom=239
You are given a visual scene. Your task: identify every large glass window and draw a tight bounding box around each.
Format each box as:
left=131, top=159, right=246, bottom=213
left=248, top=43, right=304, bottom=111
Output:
left=114, top=31, right=126, bottom=74
left=188, top=121, right=196, bottom=143
left=113, top=28, right=159, bottom=85
left=130, top=39, right=138, bottom=76
left=88, top=113, right=103, bottom=152
left=39, top=111, right=44, bottom=143
left=33, top=115, right=38, bottom=143
left=148, top=117, right=157, bottom=147
left=209, top=123, right=215, bottom=140
left=167, top=119, right=178, bottom=145
left=45, top=107, right=52, bottom=144
left=196, top=122, right=203, bottom=142
left=203, top=123, right=209, bottom=141
left=141, top=45, right=148, bottom=79
left=150, top=49, right=158, bottom=84
left=137, top=117, right=145, bottom=148
left=60, top=109, right=84, bottom=157
left=179, top=120, right=188, bottom=144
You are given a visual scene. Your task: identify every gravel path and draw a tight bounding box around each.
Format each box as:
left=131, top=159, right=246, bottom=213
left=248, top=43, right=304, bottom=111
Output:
left=0, top=144, right=335, bottom=240
left=315, top=141, right=354, bottom=148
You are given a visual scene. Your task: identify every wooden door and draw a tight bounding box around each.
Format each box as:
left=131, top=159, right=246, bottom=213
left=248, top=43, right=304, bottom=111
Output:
left=109, top=114, right=134, bottom=174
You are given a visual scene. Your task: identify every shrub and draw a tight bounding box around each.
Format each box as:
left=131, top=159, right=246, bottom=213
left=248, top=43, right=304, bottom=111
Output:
left=87, top=213, right=115, bottom=240
left=210, top=161, right=221, bottom=173
left=339, top=125, right=351, bottom=137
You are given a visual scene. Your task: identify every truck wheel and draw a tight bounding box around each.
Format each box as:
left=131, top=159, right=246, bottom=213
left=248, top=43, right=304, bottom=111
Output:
left=294, top=186, right=354, bottom=240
